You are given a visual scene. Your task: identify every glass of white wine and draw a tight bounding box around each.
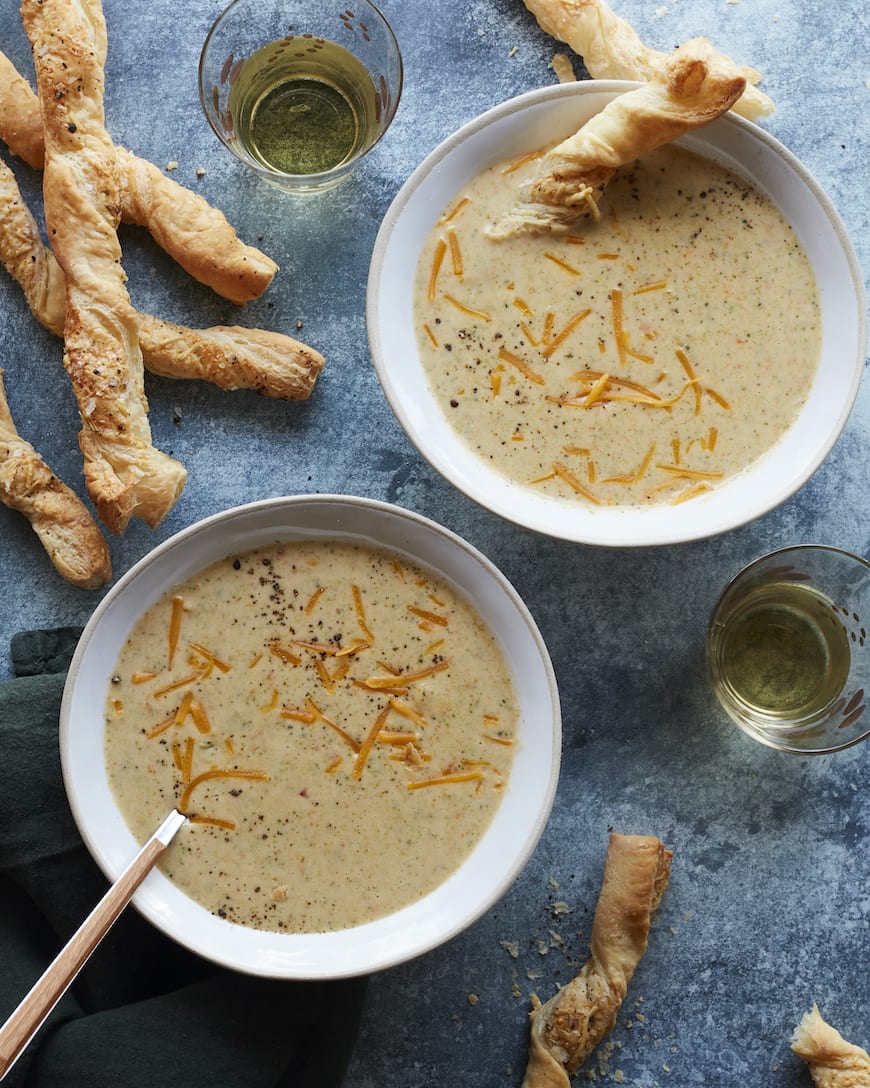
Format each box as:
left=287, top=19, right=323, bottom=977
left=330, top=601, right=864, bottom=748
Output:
left=707, top=545, right=870, bottom=754
left=199, top=0, right=402, bottom=193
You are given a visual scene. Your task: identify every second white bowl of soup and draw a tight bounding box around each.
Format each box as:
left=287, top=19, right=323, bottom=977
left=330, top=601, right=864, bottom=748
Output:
left=61, top=496, right=560, bottom=978
left=367, top=82, right=866, bottom=546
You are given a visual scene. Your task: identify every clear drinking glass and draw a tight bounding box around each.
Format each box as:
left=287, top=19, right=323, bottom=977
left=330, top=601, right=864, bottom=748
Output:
left=199, top=0, right=403, bottom=193
left=706, top=545, right=870, bottom=754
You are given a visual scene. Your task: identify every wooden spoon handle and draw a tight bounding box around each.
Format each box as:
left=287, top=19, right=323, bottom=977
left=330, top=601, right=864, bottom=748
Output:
left=0, top=810, right=186, bottom=1080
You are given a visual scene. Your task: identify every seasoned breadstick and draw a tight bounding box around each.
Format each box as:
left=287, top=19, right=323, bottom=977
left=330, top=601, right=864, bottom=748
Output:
left=0, top=155, right=322, bottom=399
left=521, top=833, right=672, bottom=1087
left=22, top=0, right=187, bottom=535
left=0, top=50, right=43, bottom=168
left=522, top=0, right=774, bottom=121
left=792, top=1005, right=870, bottom=1088
left=115, top=147, right=278, bottom=306
left=0, top=49, right=277, bottom=304
left=0, top=369, right=111, bottom=588
left=490, top=38, right=745, bottom=237
left=137, top=317, right=323, bottom=399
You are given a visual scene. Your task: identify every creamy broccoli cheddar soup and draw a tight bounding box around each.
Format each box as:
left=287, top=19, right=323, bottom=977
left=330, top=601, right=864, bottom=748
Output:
left=415, top=144, right=821, bottom=506
left=105, top=540, right=518, bottom=933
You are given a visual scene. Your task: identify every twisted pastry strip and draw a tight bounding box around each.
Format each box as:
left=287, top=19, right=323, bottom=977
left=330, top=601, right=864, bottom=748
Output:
left=792, top=1006, right=870, bottom=1088
left=490, top=38, right=745, bottom=238
left=0, top=154, right=322, bottom=399
left=521, top=833, right=672, bottom=1087
left=22, top=0, right=187, bottom=535
left=0, top=369, right=111, bottom=588
left=0, top=49, right=277, bottom=304
left=522, top=0, right=774, bottom=121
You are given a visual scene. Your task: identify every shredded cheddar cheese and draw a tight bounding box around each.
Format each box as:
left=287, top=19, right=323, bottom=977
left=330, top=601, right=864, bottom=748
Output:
left=438, top=196, right=470, bottom=223
left=407, top=770, right=485, bottom=790
left=168, top=595, right=184, bottom=669
left=428, top=238, right=447, bottom=302
left=541, top=309, right=591, bottom=359
left=498, top=347, right=545, bottom=385
left=304, top=585, right=326, bottom=614
left=352, top=584, right=376, bottom=643
left=443, top=294, right=492, bottom=322
left=502, top=150, right=544, bottom=175
left=179, top=768, right=269, bottom=815
left=447, top=229, right=464, bottom=277
left=552, top=461, right=601, bottom=504
left=544, top=252, right=581, bottom=277
left=352, top=705, right=393, bottom=779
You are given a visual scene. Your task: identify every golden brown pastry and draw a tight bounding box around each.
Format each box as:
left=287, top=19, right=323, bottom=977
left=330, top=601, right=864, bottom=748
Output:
left=22, top=0, right=187, bottom=535
left=0, top=50, right=44, bottom=169
left=0, top=369, right=111, bottom=588
left=491, top=38, right=745, bottom=237
left=0, top=154, right=322, bottom=399
left=0, top=49, right=277, bottom=304
left=137, top=317, right=324, bottom=399
left=522, top=0, right=774, bottom=121
left=792, top=1005, right=870, bottom=1088
left=115, top=147, right=278, bottom=306
left=521, top=833, right=672, bottom=1087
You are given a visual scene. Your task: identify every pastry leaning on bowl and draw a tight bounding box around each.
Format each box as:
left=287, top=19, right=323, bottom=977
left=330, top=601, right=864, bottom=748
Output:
left=490, top=37, right=746, bottom=238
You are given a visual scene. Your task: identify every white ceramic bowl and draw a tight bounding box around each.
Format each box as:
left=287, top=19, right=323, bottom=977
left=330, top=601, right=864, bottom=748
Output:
left=367, top=82, right=867, bottom=547
left=60, top=496, right=560, bottom=979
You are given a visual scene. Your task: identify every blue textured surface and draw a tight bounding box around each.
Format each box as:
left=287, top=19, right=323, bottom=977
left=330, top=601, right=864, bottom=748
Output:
left=0, top=0, right=868, bottom=1084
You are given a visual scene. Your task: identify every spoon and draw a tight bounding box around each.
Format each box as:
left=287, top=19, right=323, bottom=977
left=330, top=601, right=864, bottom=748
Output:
left=0, top=809, right=187, bottom=1081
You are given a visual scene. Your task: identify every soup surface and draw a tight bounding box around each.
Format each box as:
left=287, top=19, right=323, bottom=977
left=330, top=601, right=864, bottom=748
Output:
left=414, top=144, right=821, bottom=506
left=105, top=540, right=518, bottom=933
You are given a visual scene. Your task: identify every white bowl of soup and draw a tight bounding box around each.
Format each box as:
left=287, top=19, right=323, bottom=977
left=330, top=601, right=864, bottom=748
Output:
left=367, top=82, right=866, bottom=546
left=61, top=495, right=560, bottom=978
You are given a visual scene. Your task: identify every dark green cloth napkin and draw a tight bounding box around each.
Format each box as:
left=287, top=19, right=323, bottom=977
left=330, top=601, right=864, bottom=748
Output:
left=0, top=630, right=367, bottom=1088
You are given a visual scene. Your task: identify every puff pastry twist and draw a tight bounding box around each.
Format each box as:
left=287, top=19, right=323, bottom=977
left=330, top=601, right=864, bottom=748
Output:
left=522, top=833, right=672, bottom=1087
left=0, top=155, right=323, bottom=400
left=793, top=1005, right=870, bottom=1088
left=0, top=369, right=110, bottom=588
left=22, top=0, right=187, bottom=534
left=522, top=0, right=774, bottom=120
left=491, top=38, right=745, bottom=237
left=0, top=49, right=278, bottom=305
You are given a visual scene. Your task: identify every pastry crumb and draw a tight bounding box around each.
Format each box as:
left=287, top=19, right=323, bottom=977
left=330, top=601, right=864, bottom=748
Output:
left=165, top=160, right=179, bottom=171
left=500, top=939, right=520, bottom=959
left=550, top=53, right=576, bottom=83
left=509, top=45, right=519, bottom=56
left=467, top=993, right=479, bottom=1006
left=196, top=166, right=206, bottom=177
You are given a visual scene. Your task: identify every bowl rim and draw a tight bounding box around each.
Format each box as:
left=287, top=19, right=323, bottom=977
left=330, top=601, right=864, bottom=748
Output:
left=367, top=80, right=868, bottom=548
left=60, top=494, right=561, bottom=979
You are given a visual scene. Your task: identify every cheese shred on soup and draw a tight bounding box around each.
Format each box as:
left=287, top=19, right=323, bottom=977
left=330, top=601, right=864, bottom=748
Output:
left=414, top=144, right=822, bottom=507
left=105, top=540, right=518, bottom=933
